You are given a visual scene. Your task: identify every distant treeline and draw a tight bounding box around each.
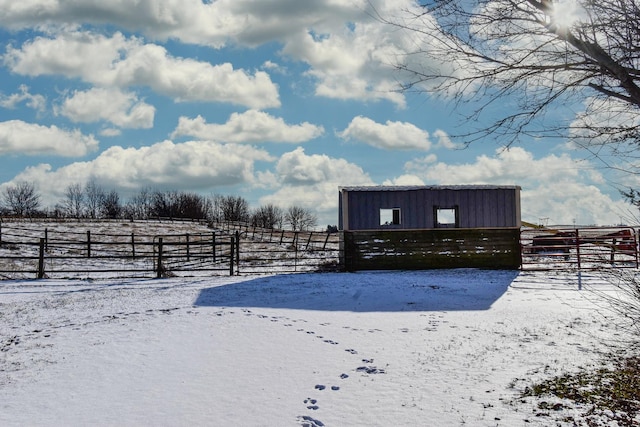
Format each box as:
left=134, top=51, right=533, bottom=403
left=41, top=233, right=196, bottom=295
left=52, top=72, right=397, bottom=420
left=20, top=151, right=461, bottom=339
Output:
left=0, top=181, right=329, bottom=232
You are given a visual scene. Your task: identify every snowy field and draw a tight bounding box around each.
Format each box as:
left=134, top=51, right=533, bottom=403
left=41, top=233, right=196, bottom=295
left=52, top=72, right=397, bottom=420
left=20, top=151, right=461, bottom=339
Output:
left=0, top=269, right=631, bottom=426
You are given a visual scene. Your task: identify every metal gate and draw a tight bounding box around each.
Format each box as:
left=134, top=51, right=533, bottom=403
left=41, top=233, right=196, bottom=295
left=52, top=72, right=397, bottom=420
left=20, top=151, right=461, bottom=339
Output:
left=520, top=226, right=639, bottom=270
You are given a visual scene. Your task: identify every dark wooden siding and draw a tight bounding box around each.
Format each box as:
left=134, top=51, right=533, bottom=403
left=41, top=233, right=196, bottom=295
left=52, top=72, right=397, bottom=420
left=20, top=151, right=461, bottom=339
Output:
left=341, top=228, right=522, bottom=271
left=341, top=187, right=520, bottom=230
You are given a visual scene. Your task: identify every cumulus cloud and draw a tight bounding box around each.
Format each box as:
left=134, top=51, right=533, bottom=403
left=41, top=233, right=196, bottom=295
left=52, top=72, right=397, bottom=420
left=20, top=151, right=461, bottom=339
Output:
left=171, top=111, right=324, bottom=143
left=339, top=116, right=432, bottom=150
left=0, top=0, right=368, bottom=48
left=404, top=146, right=630, bottom=225
left=57, top=87, right=155, bottom=129
left=382, top=174, right=425, bottom=186
left=0, top=85, right=46, bottom=112
left=4, top=139, right=274, bottom=205
left=0, top=120, right=98, bottom=156
left=260, top=147, right=374, bottom=222
left=3, top=30, right=280, bottom=108
left=0, top=0, right=457, bottom=107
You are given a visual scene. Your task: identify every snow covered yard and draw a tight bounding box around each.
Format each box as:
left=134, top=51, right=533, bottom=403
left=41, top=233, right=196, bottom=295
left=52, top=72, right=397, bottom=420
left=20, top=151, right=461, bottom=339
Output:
left=0, top=269, right=629, bottom=426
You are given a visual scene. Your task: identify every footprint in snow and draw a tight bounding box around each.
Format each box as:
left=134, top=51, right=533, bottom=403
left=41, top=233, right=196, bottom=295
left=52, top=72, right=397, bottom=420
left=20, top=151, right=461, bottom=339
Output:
left=304, top=398, right=319, bottom=410
left=298, top=415, right=325, bottom=427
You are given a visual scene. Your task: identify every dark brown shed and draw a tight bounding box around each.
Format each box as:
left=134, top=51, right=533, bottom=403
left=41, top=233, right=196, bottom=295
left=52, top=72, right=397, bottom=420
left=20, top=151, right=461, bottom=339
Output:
left=339, top=185, right=521, bottom=231
left=338, top=185, right=522, bottom=271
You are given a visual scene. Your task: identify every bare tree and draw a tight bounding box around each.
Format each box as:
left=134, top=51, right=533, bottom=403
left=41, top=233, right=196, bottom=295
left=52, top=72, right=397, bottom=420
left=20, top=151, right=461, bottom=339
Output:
left=2, top=181, right=41, bottom=217
left=62, top=183, right=84, bottom=218
left=173, top=192, right=211, bottom=219
left=252, top=204, right=284, bottom=229
left=124, top=187, right=153, bottom=219
left=215, top=195, right=251, bottom=223
left=385, top=0, right=640, bottom=154
left=101, top=190, right=122, bottom=219
left=84, top=180, right=105, bottom=219
left=285, top=206, right=318, bottom=231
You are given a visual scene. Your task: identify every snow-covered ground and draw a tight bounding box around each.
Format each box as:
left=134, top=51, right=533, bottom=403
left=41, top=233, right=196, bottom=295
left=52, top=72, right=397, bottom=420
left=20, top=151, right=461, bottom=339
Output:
left=0, top=269, right=630, bottom=426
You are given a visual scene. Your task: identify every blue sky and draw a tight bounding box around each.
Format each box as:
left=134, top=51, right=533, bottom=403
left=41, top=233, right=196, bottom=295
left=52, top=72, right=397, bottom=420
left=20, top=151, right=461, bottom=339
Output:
left=0, top=0, right=634, bottom=226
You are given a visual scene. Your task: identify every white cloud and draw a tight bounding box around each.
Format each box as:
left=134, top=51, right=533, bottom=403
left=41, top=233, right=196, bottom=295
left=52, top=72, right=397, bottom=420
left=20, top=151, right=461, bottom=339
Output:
left=3, top=30, right=280, bottom=108
left=57, top=87, right=155, bottom=129
left=338, top=116, right=432, bottom=150
left=99, top=128, right=123, bottom=137
left=405, top=146, right=630, bottom=225
left=260, top=147, right=374, bottom=224
left=0, top=85, right=46, bottom=112
left=261, top=60, right=287, bottom=75
left=433, top=129, right=460, bottom=149
left=4, top=139, right=274, bottom=205
left=0, top=0, right=369, bottom=48
left=382, top=174, right=425, bottom=186
left=404, top=154, right=438, bottom=171
left=281, top=15, right=408, bottom=106
left=0, top=1, right=455, bottom=107
left=0, top=120, right=98, bottom=156
left=171, top=111, right=324, bottom=143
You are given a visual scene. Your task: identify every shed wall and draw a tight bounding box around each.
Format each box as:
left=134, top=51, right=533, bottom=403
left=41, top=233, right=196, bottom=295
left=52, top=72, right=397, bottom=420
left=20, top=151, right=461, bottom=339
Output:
left=340, top=228, right=522, bottom=271
left=340, top=187, right=521, bottom=231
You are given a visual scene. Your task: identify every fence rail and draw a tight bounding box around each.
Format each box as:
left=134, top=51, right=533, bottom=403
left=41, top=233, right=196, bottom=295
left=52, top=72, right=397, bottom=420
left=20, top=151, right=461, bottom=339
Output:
left=216, top=221, right=341, bottom=274
left=520, top=226, right=639, bottom=270
left=0, top=232, right=236, bottom=279
left=0, top=220, right=341, bottom=279
left=2, top=219, right=639, bottom=279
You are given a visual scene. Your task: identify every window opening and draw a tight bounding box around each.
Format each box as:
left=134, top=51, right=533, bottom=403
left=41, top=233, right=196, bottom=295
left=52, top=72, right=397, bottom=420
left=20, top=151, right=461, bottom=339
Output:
left=380, top=208, right=401, bottom=226
left=434, top=206, right=458, bottom=228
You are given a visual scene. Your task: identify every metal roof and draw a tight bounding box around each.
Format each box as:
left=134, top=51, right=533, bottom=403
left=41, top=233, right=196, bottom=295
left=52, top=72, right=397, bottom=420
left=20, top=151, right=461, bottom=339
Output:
left=339, top=185, right=521, bottom=192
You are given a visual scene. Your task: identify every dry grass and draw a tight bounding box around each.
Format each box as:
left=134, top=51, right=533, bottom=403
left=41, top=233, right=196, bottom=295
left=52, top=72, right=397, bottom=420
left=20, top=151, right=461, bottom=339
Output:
left=521, top=356, right=640, bottom=426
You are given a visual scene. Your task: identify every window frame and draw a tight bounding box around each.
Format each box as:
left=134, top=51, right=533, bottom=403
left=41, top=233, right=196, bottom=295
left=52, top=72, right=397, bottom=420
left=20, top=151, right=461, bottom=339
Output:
left=380, top=207, right=401, bottom=226
left=434, top=206, right=459, bottom=228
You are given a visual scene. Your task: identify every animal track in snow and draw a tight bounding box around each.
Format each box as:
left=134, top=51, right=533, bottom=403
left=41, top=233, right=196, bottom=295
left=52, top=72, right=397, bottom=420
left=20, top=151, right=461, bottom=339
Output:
left=356, top=365, right=386, bottom=375
left=304, top=397, right=319, bottom=410
left=298, top=415, right=324, bottom=426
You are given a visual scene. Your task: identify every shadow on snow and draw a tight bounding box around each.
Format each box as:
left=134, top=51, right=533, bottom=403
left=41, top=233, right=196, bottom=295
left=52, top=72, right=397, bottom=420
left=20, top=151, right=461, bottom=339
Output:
left=194, top=269, right=519, bottom=312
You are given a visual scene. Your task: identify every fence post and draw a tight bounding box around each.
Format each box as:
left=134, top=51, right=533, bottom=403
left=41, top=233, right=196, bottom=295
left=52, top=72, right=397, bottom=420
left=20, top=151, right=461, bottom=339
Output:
left=229, top=236, right=235, bottom=276
left=0, top=221, right=2, bottom=244
left=575, top=229, right=581, bottom=270
left=37, top=238, right=45, bottom=279
left=186, top=233, right=190, bottom=262
left=45, top=227, right=48, bottom=251
left=157, top=237, right=164, bottom=278
left=235, top=230, right=240, bottom=275
left=212, top=232, right=216, bottom=262
left=305, top=232, right=313, bottom=250
left=131, top=232, right=136, bottom=258
left=322, top=232, right=330, bottom=250
left=635, top=228, right=639, bottom=268
left=87, top=230, right=91, bottom=258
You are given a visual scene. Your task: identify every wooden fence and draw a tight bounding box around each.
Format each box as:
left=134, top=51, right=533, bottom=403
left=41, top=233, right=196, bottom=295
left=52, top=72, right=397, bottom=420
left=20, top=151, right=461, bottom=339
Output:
left=341, top=228, right=522, bottom=271
left=215, top=221, right=341, bottom=274
left=0, top=226, right=236, bottom=279
left=2, top=220, right=638, bottom=278
left=0, top=220, right=341, bottom=279
left=520, top=226, right=639, bottom=270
